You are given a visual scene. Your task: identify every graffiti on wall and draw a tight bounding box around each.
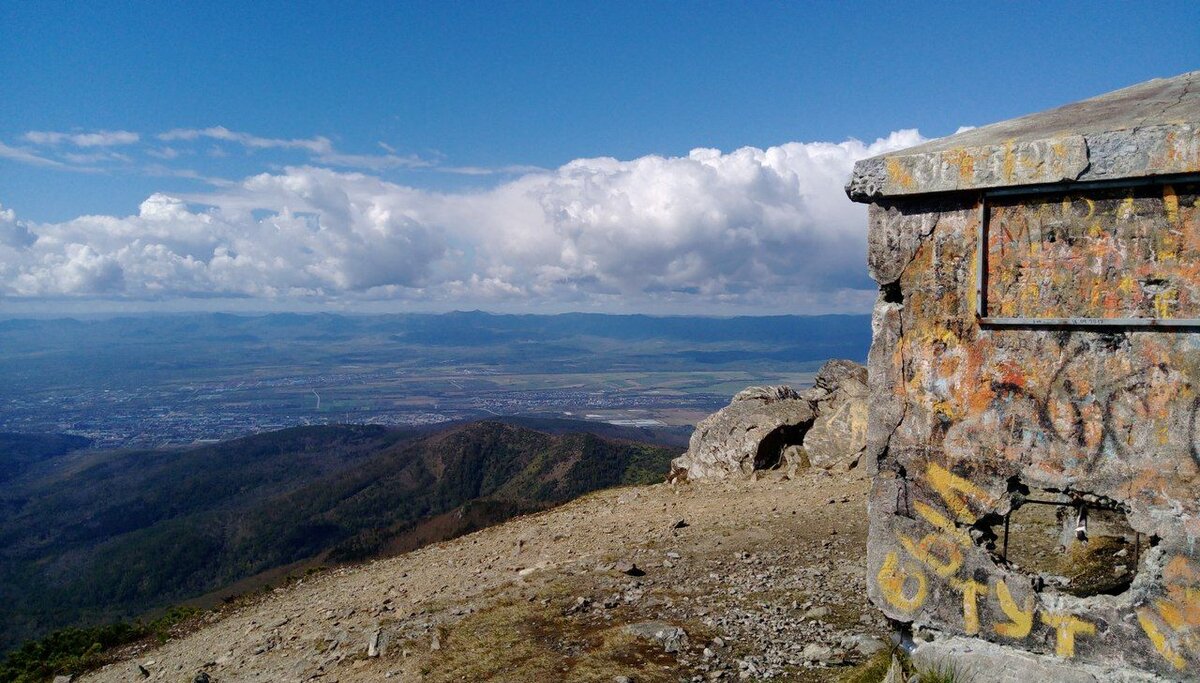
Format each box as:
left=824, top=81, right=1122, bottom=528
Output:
left=876, top=462, right=1097, bottom=658
left=875, top=461, right=1200, bottom=668
left=985, top=183, right=1200, bottom=321
left=866, top=189, right=1200, bottom=675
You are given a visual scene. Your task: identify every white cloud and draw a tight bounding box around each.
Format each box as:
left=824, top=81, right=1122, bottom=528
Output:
left=61, top=151, right=132, bottom=165
left=0, top=203, right=36, bottom=248
left=23, top=130, right=140, bottom=147
left=0, top=130, right=923, bottom=312
left=155, top=126, right=433, bottom=171
left=4, top=124, right=517, bottom=176
left=147, top=147, right=181, bottom=160
left=315, top=150, right=432, bottom=171
left=441, top=164, right=549, bottom=176
left=158, top=126, right=335, bottom=155
left=0, top=141, right=64, bottom=167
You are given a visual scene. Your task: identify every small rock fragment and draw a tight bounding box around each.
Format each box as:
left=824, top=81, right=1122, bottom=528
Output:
left=803, top=606, right=830, bottom=620
left=801, top=643, right=834, bottom=663
left=566, top=596, right=591, bottom=614
left=624, top=622, right=688, bottom=653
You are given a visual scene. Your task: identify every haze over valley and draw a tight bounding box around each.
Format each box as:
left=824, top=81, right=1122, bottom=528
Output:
left=0, top=312, right=869, bottom=449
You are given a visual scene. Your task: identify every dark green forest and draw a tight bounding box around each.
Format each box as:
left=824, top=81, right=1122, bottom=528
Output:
left=0, top=420, right=680, bottom=663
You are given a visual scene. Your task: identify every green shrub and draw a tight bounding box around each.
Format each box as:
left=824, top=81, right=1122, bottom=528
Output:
left=0, top=605, right=200, bottom=683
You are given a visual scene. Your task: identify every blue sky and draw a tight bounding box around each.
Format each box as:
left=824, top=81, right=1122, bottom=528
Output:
left=0, top=2, right=1197, bottom=314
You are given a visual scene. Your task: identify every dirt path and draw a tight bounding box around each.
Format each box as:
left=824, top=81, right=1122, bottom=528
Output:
left=85, top=469, right=886, bottom=683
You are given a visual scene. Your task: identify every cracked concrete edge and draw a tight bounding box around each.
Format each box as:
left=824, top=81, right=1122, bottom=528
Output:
left=847, top=71, right=1200, bottom=202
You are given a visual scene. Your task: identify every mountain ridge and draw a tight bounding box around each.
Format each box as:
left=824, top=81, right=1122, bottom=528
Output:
left=0, top=420, right=681, bottom=655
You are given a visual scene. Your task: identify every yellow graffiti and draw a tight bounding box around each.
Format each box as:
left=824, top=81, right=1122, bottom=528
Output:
left=1138, top=607, right=1187, bottom=670
left=956, top=578, right=986, bottom=636
left=926, top=462, right=993, bottom=524
left=993, top=579, right=1034, bottom=639
left=899, top=531, right=963, bottom=578
left=1119, top=193, right=1136, bottom=220
left=1165, top=185, right=1179, bottom=225
left=1164, top=555, right=1200, bottom=610
left=1042, top=612, right=1096, bottom=659
left=1137, top=556, right=1200, bottom=669
left=913, top=501, right=973, bottom=547
left=877, top=550, right=927, bottom=613
left=1002, top=141, right=1015, bottom=180
left=1156, top=291, right=1174, bottom=319
left=1061, top=194, right=1095, bottom=220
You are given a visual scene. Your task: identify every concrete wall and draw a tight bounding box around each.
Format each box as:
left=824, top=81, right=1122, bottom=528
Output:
left=864, top=183, right=1200, bottom=678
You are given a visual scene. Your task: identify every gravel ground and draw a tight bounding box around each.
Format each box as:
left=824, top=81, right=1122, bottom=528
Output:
left=84, top=468, right=889, bottom=683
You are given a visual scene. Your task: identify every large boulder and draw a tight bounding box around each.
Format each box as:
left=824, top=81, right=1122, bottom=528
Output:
left=670, top=385, right=815, bottom=480
left=671, top=359, right=869, bottom=480
left=802, top=359, right=869, bottom=469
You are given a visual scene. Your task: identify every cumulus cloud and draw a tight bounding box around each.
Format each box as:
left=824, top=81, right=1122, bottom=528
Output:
left=0, top=131, right=922, bottom=311
left=0, top=204, right=36, bottom=248
left=24, top=130, right=140, bottom=147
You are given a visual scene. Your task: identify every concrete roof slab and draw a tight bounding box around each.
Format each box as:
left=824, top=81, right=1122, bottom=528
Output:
left=847, top=71, right=1200, bottom=202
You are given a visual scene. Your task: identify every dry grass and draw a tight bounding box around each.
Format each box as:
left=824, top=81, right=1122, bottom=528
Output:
left=839, top=649, right=897, bottom=683
left=415, top=580, right=705, bottom=683
left=839, top=649, right=971, bottom=683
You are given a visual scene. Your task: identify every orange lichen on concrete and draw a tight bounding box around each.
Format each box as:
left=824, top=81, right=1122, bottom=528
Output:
left=986, top=183, right=1200, bottom=320
left=886, top=156, right=916, bottom=190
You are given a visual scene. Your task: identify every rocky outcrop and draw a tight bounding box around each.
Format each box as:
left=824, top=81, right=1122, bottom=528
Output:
left=670, top=385, right=815, bottom=480
left=801, top=359, right=868, bottom=470
left=671, top=359, right=868, bottom=480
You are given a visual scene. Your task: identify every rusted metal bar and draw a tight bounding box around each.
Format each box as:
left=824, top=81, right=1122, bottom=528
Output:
left=981, top=317, right=1200, bottom=329
left=1002, top=511, right=1010, bottom=562
left=1014, top=497, right=1074, bottom=507
left=975, top=195, right=987, bottom=320
left=982, top=172, right=1200, bottom=198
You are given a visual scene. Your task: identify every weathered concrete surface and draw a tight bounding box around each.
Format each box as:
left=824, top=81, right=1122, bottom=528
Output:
left=802, top=359, right=869, bottom=469
left=670, top=386, right=815, bottom=480
left=985, top=184, right=1200, bottom=320
left=854, top=73, right=1200, bottom=680
left=912, top=635, right=1168, bottom=682
left=847, top=71, right=1200, bottom=200
left=863, top=190, right=1200, bottom=678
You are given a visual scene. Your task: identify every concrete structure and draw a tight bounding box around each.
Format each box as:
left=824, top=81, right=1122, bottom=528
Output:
left=848, top=72, right=1200, bottom=680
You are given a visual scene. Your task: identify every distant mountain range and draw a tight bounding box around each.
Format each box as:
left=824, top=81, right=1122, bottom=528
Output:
left=0, top=311, right=871, bottom=384
left=0, top=419, right=682, bottom=654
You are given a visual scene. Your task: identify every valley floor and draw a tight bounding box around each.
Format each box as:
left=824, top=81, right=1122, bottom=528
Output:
left=85, top=468, right=886, bottom=683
